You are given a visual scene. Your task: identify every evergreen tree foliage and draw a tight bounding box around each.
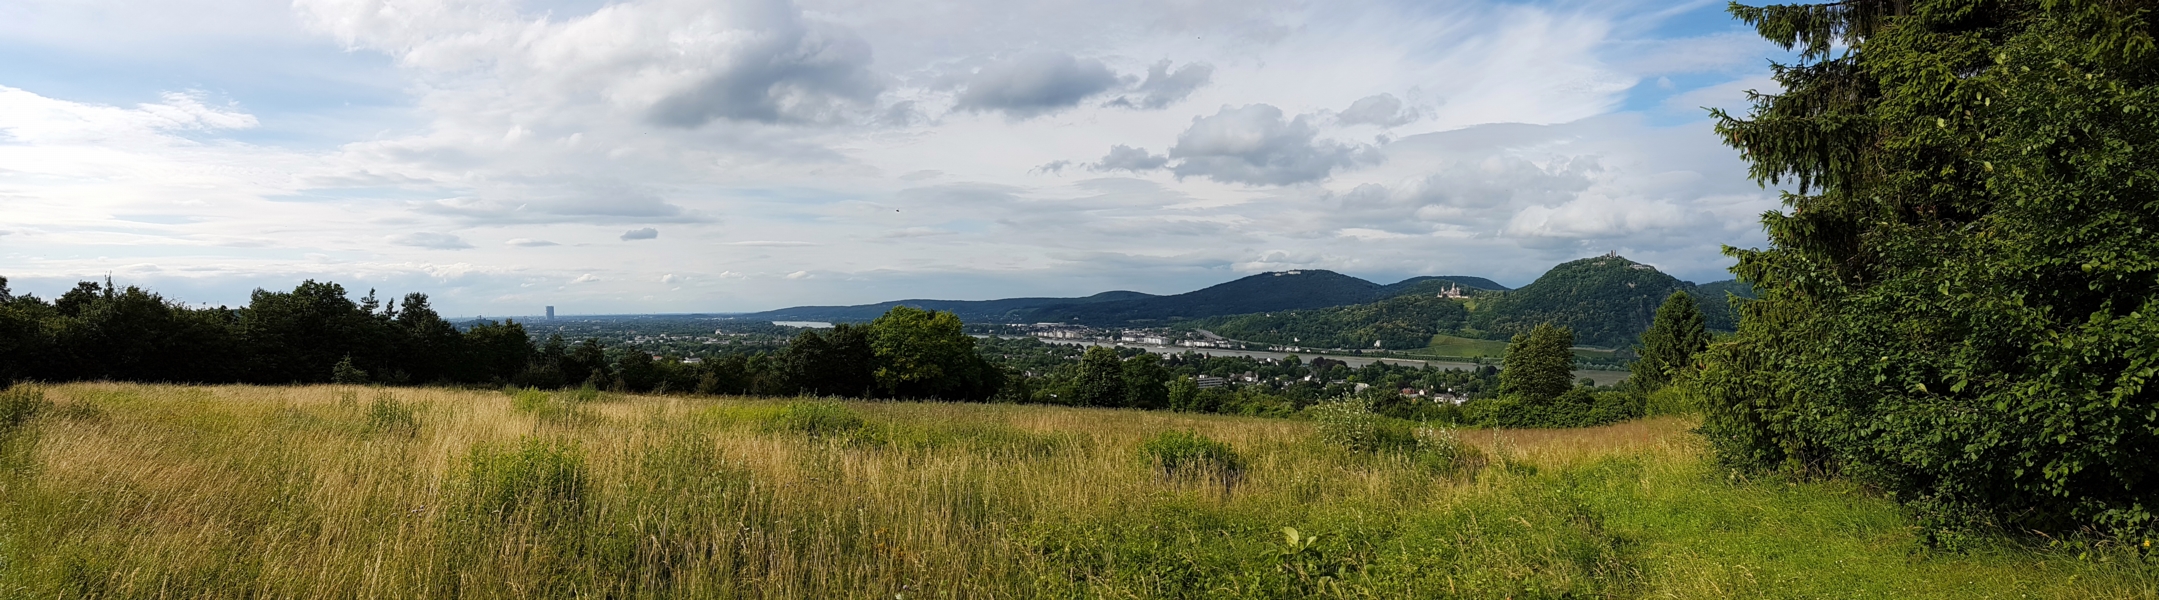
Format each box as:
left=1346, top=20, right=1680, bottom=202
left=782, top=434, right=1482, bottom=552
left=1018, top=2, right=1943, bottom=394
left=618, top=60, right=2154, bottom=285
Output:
left=1631, top=291, right=1710, bottom=391
left=1699, top=0, right=2159, bottom=534
left=1498, top=323, right=1575, bottom=403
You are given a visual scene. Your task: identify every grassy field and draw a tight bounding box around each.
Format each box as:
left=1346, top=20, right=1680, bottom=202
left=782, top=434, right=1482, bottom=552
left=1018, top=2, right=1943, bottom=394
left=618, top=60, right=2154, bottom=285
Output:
left=0, top=383, right=2152, bottom=598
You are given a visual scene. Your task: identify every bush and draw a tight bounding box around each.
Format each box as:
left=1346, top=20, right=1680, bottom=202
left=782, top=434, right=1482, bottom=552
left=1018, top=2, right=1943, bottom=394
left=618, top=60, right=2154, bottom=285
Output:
left=1138, top=430, right=1244, bottom=479
left=364, top=393, right=419, bottom=436
left=1307, top=396, right=1418, bottom=453
left=330, top=356, right=368, bottom=384
left=1473, top=388, right=1643, bottom=429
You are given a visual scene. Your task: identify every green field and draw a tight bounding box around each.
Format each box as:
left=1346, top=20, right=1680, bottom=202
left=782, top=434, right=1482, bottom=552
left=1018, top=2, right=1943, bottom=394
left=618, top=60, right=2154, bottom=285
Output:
left=0, top=383, right=2151, bottom=598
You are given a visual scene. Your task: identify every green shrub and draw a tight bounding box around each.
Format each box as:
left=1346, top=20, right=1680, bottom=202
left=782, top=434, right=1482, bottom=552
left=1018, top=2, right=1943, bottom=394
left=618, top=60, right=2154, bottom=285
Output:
left=764, top=401, right=865, bottom=438
left=1139, top=430, right=1244, bottom=478
left=1642, top=383, right=1698, bottom=416
left=1307, top=397, right=1417, bottom=453
left=363, top=393, right=418, bottom=436
left=1473, top=388, right=1643, bottom=429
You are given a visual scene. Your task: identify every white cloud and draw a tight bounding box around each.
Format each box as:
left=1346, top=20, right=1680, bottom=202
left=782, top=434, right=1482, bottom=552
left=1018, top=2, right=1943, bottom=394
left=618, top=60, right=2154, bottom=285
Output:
left=1336, top=93, right=1415, bottom=128
left=1102, top=60, right=1214, bottom=110
left=0, top=0, right=1781, bottom=313
left=954, top=52, right=1121, bottom=118
left=387, top=232, right=474, bottom=249
left=1166, top=104, right=1377, bottom=185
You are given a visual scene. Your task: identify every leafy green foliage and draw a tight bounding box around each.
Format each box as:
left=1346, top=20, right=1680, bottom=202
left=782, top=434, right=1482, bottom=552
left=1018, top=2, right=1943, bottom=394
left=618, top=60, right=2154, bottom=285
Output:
left=330, top=356, right=368, bottom=385
left=868, top=306, right=1002, bottom=400
left=1307, top=396, right=1419, bottom=453
left=1138, top=430, right=1244, bottom=479
left=1700, top=0, right=2159, bottom=535
left=1070, top=346, right=1128, bottom=407
left=362, top=393, right=419, bottom=436
left=1630, top=291, right=1710, bottom=391
left=1500, top=323, right=1576, bottom=402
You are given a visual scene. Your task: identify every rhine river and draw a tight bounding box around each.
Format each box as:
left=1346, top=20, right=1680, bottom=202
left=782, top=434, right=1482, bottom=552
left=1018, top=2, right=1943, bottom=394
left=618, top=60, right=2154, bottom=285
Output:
left=1026, top=338, right=1630, bottom=386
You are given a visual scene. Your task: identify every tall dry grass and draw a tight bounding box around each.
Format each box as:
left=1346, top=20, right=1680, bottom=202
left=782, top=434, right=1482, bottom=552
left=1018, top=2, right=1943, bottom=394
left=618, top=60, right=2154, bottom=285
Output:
left=0, top=383, right=2150, bottom=599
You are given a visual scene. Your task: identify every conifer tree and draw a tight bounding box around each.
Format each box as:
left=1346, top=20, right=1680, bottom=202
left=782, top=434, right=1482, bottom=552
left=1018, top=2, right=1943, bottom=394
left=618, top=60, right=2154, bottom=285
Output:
left=1631, top=291, right=1709, bottom=391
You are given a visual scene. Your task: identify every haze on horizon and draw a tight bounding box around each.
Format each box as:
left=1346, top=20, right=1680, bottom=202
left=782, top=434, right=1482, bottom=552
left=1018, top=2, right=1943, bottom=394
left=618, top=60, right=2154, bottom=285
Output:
left=0, top=0, right=1785, bottom=316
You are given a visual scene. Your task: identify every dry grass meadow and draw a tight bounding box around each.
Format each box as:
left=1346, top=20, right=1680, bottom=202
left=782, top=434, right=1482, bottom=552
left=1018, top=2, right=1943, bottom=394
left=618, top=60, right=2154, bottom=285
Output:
left=0, top=382, right=2152, bottom=598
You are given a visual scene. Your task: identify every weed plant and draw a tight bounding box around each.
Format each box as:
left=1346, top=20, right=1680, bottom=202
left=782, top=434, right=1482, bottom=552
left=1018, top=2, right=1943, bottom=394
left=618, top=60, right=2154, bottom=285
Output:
left=0, top=382, right=2150, bottom=598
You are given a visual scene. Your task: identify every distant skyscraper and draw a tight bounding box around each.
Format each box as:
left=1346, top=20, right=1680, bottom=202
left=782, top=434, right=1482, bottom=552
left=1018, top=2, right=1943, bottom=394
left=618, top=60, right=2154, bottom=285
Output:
left=546, top=306, right=555, bottom=320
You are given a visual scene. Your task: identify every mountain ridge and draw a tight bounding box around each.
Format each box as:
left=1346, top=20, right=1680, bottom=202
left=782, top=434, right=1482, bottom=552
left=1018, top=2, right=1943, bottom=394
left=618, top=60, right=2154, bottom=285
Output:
left=738, top=271, right=1512, bottom=324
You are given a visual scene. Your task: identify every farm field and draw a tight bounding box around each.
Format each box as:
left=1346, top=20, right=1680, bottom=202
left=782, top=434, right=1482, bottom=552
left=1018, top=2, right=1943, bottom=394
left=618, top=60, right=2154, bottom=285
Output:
left=0, top=383, right=2152, bottom=598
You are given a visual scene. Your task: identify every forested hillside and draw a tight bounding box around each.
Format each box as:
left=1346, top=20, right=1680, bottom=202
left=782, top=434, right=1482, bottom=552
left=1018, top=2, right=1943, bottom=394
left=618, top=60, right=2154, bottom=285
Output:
left=1199, top=293, right=1471, bottom=350
left=744, top=272, right=1508, bottom=326
left=742, top=290, right=1154, bottom=323
left=1465, top=256, right=1742, bottom=348
left=1030, top=270, right=1385, bottom=324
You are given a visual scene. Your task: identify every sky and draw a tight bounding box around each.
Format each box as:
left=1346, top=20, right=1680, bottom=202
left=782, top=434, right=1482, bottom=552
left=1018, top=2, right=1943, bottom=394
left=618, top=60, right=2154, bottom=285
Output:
left=0, top=0, right=1787, bottom=316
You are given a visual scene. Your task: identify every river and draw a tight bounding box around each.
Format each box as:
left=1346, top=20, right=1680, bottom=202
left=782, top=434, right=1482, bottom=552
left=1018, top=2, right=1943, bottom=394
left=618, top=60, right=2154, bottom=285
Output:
left=1026, top=338, right=1630, bottom=386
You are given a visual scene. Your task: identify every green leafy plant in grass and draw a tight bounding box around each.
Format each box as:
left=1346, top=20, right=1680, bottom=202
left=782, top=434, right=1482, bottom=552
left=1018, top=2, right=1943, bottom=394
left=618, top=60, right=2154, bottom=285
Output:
left=363, top=393, right=418, bottom=436
left=1139, top=430, right=1245, bottom=482
left=1308, top=396, right=1418, bottom=453
left=1310, top=396, right=1484, bottom=477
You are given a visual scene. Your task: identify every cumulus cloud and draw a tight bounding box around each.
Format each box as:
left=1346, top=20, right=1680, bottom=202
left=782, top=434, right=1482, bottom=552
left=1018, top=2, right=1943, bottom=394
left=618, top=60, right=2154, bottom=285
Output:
left=1089, top=145, right=1169, bottom=172
left=1103, top=60, right=1214, bottom=110
left=661, top=273, right=681, bottom=284
left=1336, top=93, right=1416, bottom=128
left=387, top=232, right=474, bottom=250
left=570, top=274, right=600, bottom=284
left=504, top=238, right=558, bottom=247
left=954, top=52, right=1120, bottom=118
left=1166, top=104, right=1377, bottom=185
left=784, top=270, right=813, bottom=279
left=620, top=227, right=659, bottom=241
left=296, top=0, right=883, bottom=127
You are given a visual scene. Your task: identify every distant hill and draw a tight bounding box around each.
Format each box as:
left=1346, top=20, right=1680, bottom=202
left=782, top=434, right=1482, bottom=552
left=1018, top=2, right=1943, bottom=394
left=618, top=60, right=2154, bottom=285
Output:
left=1198, top=294, right=1472, bottom=351
left=1028, top=270, right=1388, bottom=325
left=1195, top=257, right=1754, bottom=352
left=741, top=290, right=1154, bottom=323
left=741, top=271, right=1504, bottom=326
left=1463, top=255, right=1693, bottom=348
left=1379, top=275, right=1511, bottom=296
